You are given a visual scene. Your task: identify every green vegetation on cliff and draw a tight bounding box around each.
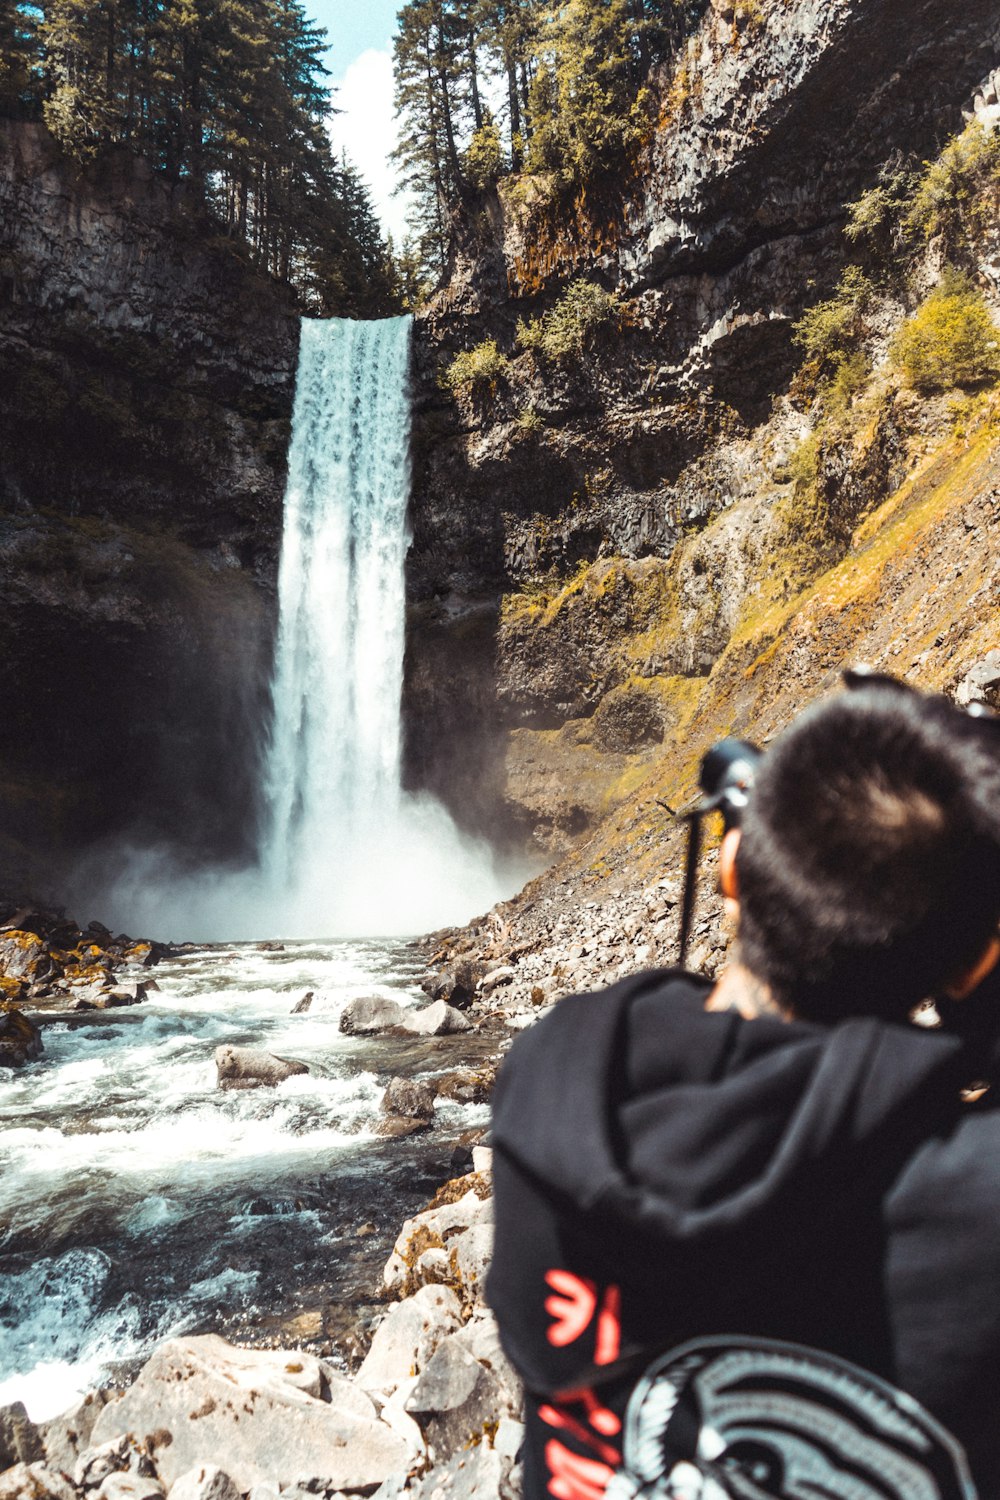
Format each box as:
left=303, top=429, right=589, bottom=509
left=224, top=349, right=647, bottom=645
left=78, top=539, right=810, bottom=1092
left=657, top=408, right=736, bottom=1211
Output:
left=0, top=0, right=395, bottom=315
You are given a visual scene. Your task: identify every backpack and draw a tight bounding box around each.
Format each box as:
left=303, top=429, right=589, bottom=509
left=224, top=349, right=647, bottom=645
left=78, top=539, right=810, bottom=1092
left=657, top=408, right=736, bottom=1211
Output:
left=606, top=1336, right=976, bottom=1500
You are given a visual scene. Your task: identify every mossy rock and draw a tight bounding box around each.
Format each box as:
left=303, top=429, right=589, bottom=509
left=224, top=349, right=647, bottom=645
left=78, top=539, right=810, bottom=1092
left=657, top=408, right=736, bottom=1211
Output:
left=592, top=679, right=668, bottom=752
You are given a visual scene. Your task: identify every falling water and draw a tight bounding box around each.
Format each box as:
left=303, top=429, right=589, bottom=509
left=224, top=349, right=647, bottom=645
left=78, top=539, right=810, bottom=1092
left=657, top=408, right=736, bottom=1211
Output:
left=261, top=317, right=414, bottom=904
left=252, top=316, right=506, bottom=938
left=85, top=314, right=512, bottom=941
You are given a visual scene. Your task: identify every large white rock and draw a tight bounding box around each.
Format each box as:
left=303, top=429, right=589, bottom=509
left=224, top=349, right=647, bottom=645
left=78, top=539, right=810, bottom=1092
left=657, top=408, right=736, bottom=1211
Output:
left=383, top=1189, right=492, bottom=1296
left=339, top=995, right=407, bottom=1034
left=90, top=1335, right=410, bottom=1493
left=357, top=1285, right=463, bottom=1394
left=401, top=1001, right=471, bottom=1037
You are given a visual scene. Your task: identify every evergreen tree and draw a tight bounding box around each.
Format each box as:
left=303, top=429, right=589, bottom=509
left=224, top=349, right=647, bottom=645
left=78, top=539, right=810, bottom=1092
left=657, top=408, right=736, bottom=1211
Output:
left=0, top=0, right=397, bottom=314
left=393, top=0, right=472, bottom=278
left=0, top=2, right=42, bottom=117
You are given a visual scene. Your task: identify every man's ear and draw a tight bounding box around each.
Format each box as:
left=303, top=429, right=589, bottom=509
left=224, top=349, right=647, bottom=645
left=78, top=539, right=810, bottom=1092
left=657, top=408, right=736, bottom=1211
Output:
left=719, top=827, right=741, bottom=903
left=943, top=935, right=1000, bottom=1001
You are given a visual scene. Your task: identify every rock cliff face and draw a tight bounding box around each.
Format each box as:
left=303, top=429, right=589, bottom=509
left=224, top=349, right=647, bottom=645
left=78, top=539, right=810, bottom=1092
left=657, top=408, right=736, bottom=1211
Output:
left=0, top=122, right=298, bottom=887
left=404, top=0, right=1000, bottom=848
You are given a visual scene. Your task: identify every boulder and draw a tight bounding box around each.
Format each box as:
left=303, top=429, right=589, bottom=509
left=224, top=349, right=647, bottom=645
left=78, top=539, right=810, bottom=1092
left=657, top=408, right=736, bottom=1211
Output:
left=405, top=1336, right=509, bottom=1463
left=74, top=1434, right=135, bottom=1488
left=383, top=1189, right=492, bottom=1299
left=0, top=932, right=49, bottom=981
left=0, top=1006, right=43, bottom=1067
left=42, top=1390, right=109, bottom=1474
left=356, top=1285, right=463, bottom=1394
left=91, top=1335, right=410, bottom=1493
left=165, top=1466, right=239, bottom=1500
left=0, top=1462, right=77, bottom=1500
left=422, top=961, right=484, bottom=1010
left=339, top=995, right=407, bottom=1035
left=381, top=1078, right=437, bottom=1121
left=98, top=1475, right=166, bottom=1500
left=0, top=1401, right=44, bottom=1468
left=449, top=1224, right=494, bottom=1308
left=402, top=1002, right=471, bottom=1037
left=290, top=991, right=313, bottom=1015
left=434, top=1069, right=494, bottom=1106
left=102, top=982, right=150, bottom=1007
left=376, top=1116, right=433, bottom=1140
left=214, top=1046, right=309, bottom=1090
left=479, top=967, right=515, bottom=995
left=409, top=1442, right=510, bottom=1500
left=956, top=650, right=1000, bottom=709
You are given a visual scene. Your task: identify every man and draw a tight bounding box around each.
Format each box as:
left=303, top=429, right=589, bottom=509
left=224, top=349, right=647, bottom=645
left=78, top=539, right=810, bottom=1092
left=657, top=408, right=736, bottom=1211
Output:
left=488, top=682, right=1000, bottom=1499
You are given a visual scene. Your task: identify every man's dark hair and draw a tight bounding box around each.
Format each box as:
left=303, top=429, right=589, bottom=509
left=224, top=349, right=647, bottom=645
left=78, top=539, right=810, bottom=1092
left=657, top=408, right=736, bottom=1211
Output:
left=736, top=686, right=1000, bottom=1023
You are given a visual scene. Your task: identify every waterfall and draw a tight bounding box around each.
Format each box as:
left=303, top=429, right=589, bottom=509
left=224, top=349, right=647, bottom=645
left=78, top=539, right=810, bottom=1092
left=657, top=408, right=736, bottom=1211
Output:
left=85, top=314, right=512, bottom=941
left=250, top=315, right=505, bottom=939
left=261, top=316, right=413, bottom=898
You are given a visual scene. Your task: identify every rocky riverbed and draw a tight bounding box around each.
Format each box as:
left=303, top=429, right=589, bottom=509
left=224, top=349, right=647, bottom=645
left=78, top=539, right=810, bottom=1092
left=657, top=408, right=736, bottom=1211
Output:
left=0, top=857, right=730, bottom=1500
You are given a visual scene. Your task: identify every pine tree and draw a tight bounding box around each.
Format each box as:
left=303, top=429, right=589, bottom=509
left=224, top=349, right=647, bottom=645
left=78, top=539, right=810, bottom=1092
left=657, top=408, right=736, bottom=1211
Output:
left=0, top=2, right=42, bottom=118
left=393, top=0, right=473, bottom=279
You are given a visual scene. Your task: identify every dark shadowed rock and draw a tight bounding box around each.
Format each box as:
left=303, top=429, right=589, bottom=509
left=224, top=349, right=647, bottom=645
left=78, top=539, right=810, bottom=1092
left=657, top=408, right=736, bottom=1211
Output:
left=381, top=1078, right=437, bottom=1121
left=0, top=1007, right=43, bottom=1067
left=422, top=960, right=485, bottom=1009
left=0, top=1400, right=43, bottom=1468
left=290, top=991, right=313, bottom=1015
left=214, top=1046, right=309, bottom=1090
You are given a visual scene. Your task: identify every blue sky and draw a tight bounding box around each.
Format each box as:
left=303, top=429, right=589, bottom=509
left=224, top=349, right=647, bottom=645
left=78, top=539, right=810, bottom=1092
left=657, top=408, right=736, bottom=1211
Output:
left=307, top=1, right=401, bottom=73
left=305, top=2, right=413, bottom=243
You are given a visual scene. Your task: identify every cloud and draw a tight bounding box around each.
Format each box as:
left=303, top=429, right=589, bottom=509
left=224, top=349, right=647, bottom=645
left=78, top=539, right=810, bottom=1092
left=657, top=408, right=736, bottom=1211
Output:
left=328, top=48, right=416, bottom=247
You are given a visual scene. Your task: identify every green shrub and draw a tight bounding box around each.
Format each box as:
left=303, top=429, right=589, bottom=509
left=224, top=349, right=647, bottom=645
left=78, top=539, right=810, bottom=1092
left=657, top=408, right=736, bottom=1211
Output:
left=826, top=350, right=871, bottom=415
left=792, top=266, right=876, bottom=367
left=905, top=124, right=1000, bottom=245
left=844, top=170, right=918, bottom=250
left=443, top=339, right=511, bottom=396
left=515, top=406, right=543, bottom=432
left=516, top=280, right=621, bottom=361
left=891, top=271, right=1000, bottom=394
left=464, top=117, right=504, bottom=190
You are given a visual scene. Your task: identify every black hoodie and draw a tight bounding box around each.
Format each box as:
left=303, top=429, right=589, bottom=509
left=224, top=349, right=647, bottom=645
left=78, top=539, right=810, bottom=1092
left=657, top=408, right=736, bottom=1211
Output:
left=488, top=970, right=1000, bottom=1498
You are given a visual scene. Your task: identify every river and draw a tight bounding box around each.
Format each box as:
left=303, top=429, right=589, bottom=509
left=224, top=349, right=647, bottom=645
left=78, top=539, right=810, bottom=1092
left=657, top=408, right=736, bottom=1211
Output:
left=0, top=939, right=493, bottom=1423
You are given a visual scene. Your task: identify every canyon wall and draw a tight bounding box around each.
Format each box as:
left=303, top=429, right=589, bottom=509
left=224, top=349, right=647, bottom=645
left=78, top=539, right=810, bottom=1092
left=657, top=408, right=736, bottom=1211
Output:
left=0, top=122, right=298, bottom=891
left=404, top=0, right=1000, bottom=851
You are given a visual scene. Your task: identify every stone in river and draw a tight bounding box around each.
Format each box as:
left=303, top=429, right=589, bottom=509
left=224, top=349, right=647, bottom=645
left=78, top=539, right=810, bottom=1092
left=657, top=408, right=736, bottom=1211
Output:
left=402, top=1000, right=472, bottom=1037
left=90, top=1334, right=410, bottom=1493
left=339, top=994, right=406, bottom=1034
left=381, top=1077, right=437, bottom=1121
left=0, top=1007, right=43, bottom=1067
left=214, top=1045, right=309, bottom=1090
left=290, top=990, right=313, bottom=1014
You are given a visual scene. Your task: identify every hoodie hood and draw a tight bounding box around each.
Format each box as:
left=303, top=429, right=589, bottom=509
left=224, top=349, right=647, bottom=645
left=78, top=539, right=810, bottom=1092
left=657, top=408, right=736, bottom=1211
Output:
left=488, top=969, right=973, bottom=1396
